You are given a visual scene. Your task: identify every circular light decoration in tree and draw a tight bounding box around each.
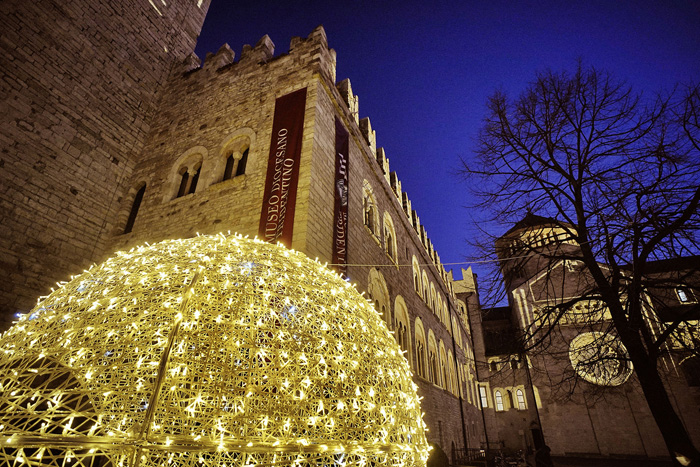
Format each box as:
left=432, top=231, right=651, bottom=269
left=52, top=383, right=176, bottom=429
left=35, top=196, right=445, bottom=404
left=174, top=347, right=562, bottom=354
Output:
left=0, top=235, right=429, bottom=466
left=568, top=331, right=633, bottom=386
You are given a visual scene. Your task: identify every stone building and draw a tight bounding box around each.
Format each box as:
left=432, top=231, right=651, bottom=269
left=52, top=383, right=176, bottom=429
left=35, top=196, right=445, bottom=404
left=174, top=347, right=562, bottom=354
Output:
left=475, top=213, right=700, bottom=464
left=1, top=1, right=485, bottom=459
left=7, top=1, right=696, bottom=464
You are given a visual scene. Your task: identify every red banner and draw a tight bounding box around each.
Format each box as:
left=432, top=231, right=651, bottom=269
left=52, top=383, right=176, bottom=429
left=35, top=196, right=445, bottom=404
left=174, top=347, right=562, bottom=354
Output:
left=332, top=117, right=349, bottom=275
left=258, top=88, right=307, bottom=247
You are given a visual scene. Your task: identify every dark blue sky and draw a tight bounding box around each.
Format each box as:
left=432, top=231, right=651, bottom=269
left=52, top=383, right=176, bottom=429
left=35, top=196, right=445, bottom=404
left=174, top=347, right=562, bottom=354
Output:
left=194, top=0, right=700, bottom=280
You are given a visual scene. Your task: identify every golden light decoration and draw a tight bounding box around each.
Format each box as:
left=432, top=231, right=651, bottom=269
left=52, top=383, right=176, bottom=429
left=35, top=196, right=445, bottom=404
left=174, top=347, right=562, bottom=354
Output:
left=0, top=234, right=429, bottom=466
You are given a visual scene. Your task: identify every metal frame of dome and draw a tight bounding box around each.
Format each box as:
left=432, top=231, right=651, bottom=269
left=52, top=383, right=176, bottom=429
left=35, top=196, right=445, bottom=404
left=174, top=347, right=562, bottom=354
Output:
left=0, top=234, right=429, bottom=466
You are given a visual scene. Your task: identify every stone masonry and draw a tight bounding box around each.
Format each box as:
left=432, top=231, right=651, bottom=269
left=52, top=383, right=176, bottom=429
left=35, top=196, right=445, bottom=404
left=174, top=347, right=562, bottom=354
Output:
left=105, top=25, right=483, bottom=458
left=0, top=0, right=211, bottom=328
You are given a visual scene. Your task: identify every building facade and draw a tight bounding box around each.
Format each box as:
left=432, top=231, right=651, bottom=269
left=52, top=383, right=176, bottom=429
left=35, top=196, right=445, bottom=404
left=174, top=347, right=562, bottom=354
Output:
left=479, top=214, right=700, bottom=463
left=1, top=2, right=485, bottom=459
left=6, top=1, right=697, bottom=464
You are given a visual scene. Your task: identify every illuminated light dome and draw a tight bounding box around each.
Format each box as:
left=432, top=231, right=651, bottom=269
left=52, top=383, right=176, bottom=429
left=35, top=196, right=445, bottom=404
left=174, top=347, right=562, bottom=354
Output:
left=0, top=235, right=429, bottom=466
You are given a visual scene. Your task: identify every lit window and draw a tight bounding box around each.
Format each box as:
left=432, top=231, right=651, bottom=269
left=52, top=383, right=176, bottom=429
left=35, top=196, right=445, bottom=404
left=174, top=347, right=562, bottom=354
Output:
left=677, top=287, right=693, bottom=303
left=516, top=389, right=526, bottom=410
left=479, top=386, right=488, bottom=409
left=495, top=390, right=504, bottom=411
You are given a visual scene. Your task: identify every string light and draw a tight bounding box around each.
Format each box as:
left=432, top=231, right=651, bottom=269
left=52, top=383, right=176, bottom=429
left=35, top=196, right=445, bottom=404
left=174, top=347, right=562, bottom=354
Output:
left=0, top=234, right=429, bottom=466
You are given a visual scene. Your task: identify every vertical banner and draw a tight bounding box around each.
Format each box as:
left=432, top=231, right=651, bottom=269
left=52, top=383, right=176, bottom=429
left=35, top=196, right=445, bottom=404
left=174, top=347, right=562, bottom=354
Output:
left=332, top=117, right=350, bottom=275
left=258, top=88, right=307, bottom=247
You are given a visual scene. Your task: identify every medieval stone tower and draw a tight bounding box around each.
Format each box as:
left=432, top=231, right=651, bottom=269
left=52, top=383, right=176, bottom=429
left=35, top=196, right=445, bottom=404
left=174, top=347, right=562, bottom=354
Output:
left=1, top=0, right=211, bottom=328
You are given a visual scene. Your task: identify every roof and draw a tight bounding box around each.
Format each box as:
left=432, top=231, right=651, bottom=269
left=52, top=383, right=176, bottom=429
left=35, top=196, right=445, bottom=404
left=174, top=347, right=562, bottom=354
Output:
left=503, top=212, right=565, bottom=236
left=641, top=255, right=700, bottom=274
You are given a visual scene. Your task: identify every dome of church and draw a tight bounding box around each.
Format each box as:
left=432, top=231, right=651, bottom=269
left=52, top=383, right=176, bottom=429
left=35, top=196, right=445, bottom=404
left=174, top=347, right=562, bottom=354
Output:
left=0, top=235, right=429, bottom=466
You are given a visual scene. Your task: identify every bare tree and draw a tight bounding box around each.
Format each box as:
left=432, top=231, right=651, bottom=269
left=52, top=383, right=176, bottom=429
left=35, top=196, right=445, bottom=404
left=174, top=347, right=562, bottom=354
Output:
left=462, top=64, right=700, bottom=465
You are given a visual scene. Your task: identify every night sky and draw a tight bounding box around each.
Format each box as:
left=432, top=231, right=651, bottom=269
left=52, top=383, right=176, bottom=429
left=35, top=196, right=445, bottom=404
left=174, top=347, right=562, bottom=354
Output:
left=193, top=0, right=700, bottom=280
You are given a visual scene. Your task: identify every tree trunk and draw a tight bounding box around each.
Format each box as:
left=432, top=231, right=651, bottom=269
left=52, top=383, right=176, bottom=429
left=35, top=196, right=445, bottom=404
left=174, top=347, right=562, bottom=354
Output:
left=621, top=327, right=700, bottom=465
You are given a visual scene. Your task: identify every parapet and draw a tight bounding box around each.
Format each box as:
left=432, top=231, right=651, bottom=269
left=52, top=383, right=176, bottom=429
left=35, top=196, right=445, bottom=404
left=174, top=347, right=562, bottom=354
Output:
left=360, top=117, right=377, bottom=157
left=178, top=26, right=334, bottom=82
left=204, top=43, right=235, bottom=70
left=336, top=79, right=359, bottom=124
left=240, top=34, right=274, bottom=64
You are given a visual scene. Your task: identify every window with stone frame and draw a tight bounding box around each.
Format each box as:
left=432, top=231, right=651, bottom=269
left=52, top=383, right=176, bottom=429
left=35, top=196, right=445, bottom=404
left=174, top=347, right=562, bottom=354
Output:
left=412, top=256, right=421, bottom=294
left=362, top=181, right=379, bottom=236
left=494, top=390, right=504, bottom=411
left=429, top=350, right=438, bottom=385
left=414, top=318, right=427, bottom=379
left=416, top=341, right=426, bottom=378
left=123, top=183, right=146, bottom=234
left=676, top=286, right=695, bottom=303
left=170, top=148, right=205, bottom=200
left=516, top=388, right=527, bottom=410
left=220, top=133, right=252, bottom=182
left=223, top=147, right=249, bottom=180
left=383, top=212, right=398, bottom=263
left=422, top=271, right=429, bottom=302
left=175, top=162, right=202, bottom=197
left=479, top=385, right=489, bottom=409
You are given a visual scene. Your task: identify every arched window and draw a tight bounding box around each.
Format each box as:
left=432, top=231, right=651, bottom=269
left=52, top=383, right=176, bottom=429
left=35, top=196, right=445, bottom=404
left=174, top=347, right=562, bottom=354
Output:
left=123, top=184, right=146, bottom=234
left=383, top=212, right=397, bottom=263
left=220, top=131, right=254, bottom=183
left=439, top=341, right=448, bottom=389
left=414, top=318, right=427, bottom=379
left=495, top=390, right=504, bottom=411
left=362, top=181, right=379, bottom=236
left=428, top=330, right=439, bottom=385
left=422, top=271, right=429, bottom=302
left=397, top=322, right=407, bottom=354
left=394, top=296, right=411, bottom=366
left=452, top=316, right=460, bottom=345
left=169, top=146, right=206, bottom=201
left=188, top=164, right=201, bottom=194
left=223, top=148, right=248, bottom=180
left=516, top=389, right=526, bottom=410
left=223, top=154, right=235, bottom=181
left=412, top=256, right=420, bottom=293
left=447, top=351, right=458, bottom=395
left=176, top=168, right=189, bottom=198
left=429, top=351, right=438, bottom=384
left=416, top=342, right=425, bottom=376
left=235, top=148, right=249, bottom=176
left=367, top=268, right=390, bottom=329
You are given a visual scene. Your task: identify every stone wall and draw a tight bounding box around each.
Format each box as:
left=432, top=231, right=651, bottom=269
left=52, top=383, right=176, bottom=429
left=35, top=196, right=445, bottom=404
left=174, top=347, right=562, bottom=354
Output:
left=0, top=0, right=210, bottom=328
left=105, top=26, right=480, bottom=456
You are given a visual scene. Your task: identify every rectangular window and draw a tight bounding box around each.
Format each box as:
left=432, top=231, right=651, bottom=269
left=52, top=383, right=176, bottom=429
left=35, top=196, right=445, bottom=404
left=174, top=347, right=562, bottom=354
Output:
left=479, top=386, right=488, bottom=409
left=677, top=287, right=693, bottom=303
